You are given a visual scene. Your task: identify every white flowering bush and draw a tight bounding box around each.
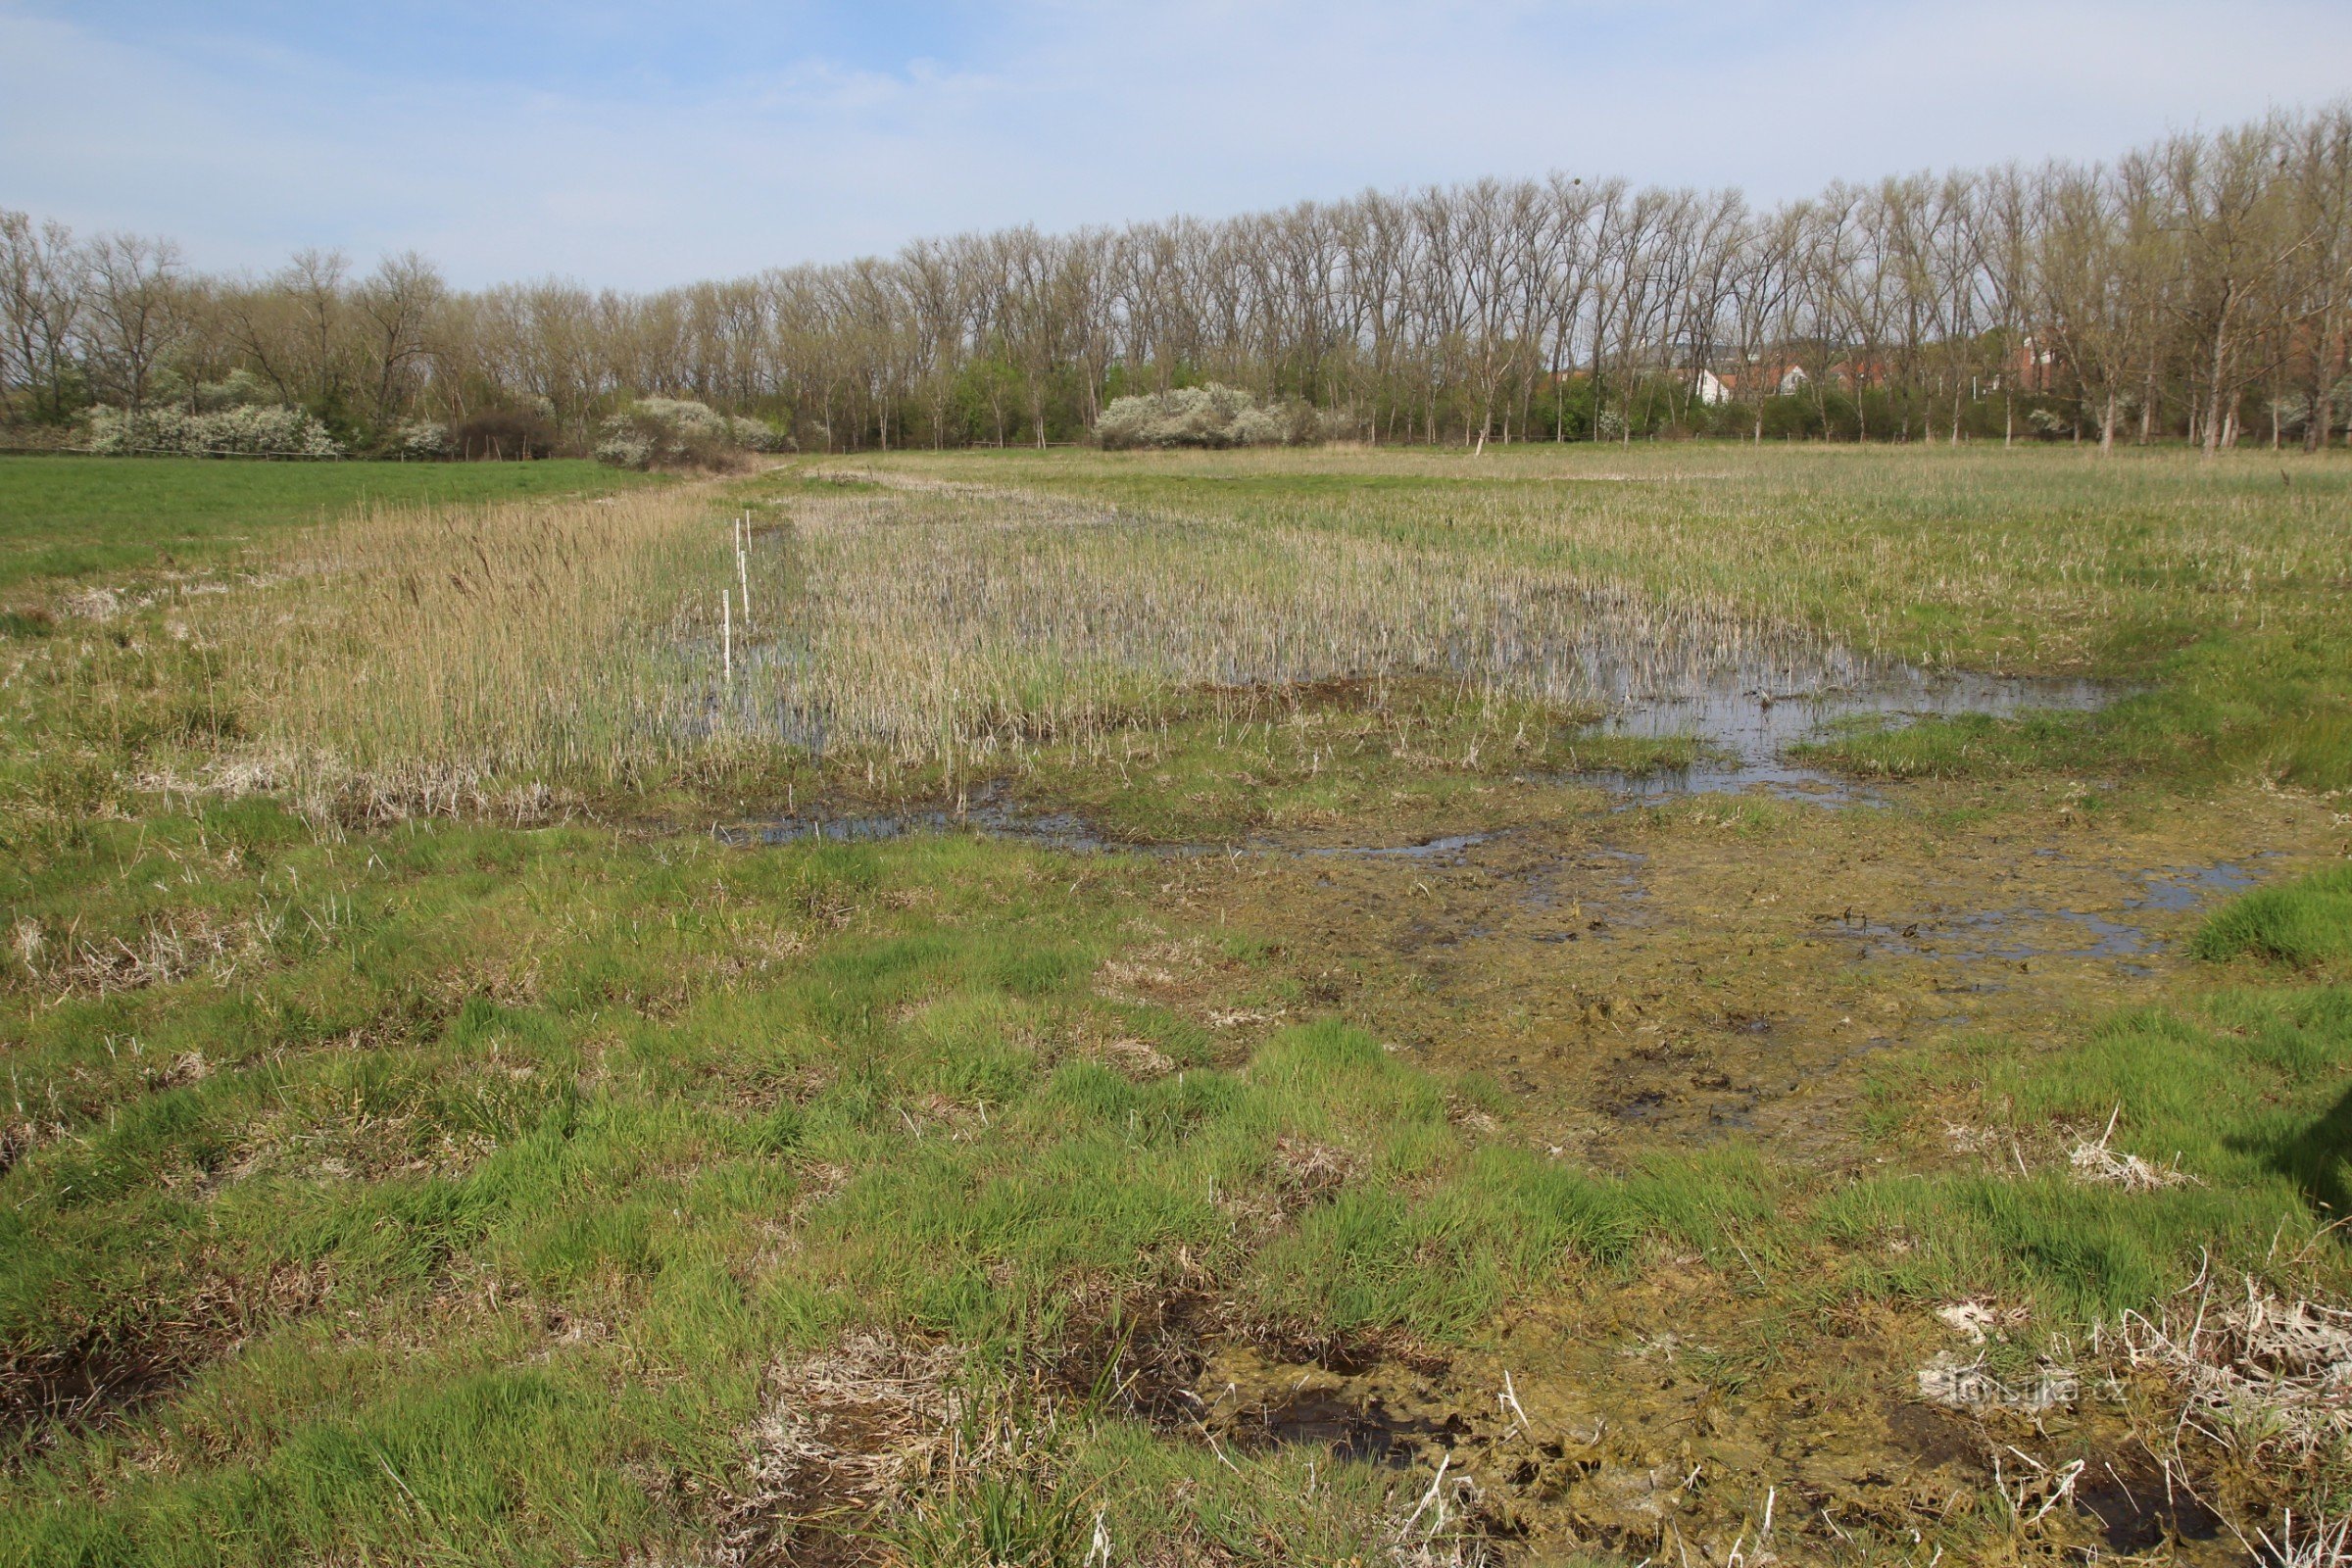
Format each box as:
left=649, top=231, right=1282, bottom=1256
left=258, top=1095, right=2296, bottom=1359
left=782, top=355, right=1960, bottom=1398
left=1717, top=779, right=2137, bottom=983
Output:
left=2271, top=382, right=2352, bottom=437
left=595, top=398, right=781, bottom=468
left=593, top=429, right=656, bottom=469
left=729, top=416, right=792, bottom=453
left=84, top=404, right=345, bottom=459
left=392, top=419, right=450, bottom=459
left=1096, top=384, right=1323, bottom=449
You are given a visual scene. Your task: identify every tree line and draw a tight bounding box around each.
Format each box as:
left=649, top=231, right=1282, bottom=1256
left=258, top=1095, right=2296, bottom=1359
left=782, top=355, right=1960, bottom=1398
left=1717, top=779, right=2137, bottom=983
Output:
left=4, top=106, right=2347, bottom=455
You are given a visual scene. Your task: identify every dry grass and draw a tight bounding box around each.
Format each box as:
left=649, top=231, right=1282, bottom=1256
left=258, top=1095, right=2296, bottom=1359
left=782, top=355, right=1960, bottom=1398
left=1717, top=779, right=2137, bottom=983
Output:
left=2117, top=1274, right=2352, bottom=1465
left=223, top=486, right=740, bottom=789
left=714, top=1333, right=970, bottom=1563
left=193, top=466, right=1838, bottom=793
left=110, top=445, right=2346, bottom=799
left=2068, top=1108, right=2199, bottom=1192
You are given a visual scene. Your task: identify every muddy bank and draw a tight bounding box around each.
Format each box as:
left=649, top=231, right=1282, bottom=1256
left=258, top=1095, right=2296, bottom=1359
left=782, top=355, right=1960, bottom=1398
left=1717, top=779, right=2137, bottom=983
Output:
left=1081, top=1273, right=2234, bottom=1564
left=1154, top=780, right=2336, bottom=1165
left=713, top=773, right=2335, bottom=1167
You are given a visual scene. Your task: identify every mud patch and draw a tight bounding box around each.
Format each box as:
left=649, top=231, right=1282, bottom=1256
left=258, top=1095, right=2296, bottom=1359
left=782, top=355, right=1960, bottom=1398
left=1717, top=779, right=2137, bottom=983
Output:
left=2071, top=1456, right=2225, bottom=1553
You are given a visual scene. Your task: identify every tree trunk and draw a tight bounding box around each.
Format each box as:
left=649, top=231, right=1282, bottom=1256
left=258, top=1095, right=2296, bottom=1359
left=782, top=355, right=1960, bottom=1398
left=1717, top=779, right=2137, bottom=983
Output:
left=2202, top=329, right=2230, bottom=457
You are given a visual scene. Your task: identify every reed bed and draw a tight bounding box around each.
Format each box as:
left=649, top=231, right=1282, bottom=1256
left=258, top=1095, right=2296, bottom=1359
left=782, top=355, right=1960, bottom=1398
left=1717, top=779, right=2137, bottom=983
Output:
left=209, top=472, right=1857, bottom=793
left=198, top=444, right=2350, bottom=795
left=226, top=488, right=739, bottom=789
left=759, top=481, right=1839, bottom=767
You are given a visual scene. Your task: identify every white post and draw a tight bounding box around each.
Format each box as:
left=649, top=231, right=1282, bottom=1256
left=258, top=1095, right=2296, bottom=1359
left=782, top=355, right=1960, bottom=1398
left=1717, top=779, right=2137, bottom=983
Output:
left=722, top=590, right=733, bottom=685
left=737, top=512, right=752, bottom=631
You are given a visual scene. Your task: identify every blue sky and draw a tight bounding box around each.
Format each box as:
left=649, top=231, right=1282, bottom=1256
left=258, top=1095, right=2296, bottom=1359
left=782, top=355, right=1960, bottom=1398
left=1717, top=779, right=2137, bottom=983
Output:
left=6, top=1, right=2349, bottom=287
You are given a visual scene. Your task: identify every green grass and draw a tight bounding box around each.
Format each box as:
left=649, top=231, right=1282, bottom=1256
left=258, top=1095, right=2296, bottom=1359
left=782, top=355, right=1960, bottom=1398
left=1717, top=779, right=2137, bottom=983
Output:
left=0, top=456, right=662, bottom=591
left=1848, top=985, right=2352, bottom=1317
left=2194, top=864, right=2352, bottom=967
left=0, top=801, right=1740, bottom=1564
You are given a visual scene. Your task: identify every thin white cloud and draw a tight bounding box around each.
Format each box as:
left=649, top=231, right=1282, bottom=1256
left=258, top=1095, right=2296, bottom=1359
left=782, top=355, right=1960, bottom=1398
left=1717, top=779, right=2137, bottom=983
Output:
left=3, top=0, right=2346, bottom=286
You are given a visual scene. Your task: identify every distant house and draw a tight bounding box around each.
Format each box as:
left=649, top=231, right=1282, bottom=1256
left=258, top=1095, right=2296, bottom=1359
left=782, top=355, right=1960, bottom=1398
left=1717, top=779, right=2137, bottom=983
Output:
left=1992, top=336, right=2059, bottom=393
left=1692, top=362, right=1808, bottom=402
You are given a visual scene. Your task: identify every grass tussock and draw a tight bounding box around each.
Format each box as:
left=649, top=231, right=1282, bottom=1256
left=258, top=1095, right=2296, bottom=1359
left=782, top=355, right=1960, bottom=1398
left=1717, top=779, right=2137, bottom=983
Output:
left=2194, top=864, right=2352, bottom=968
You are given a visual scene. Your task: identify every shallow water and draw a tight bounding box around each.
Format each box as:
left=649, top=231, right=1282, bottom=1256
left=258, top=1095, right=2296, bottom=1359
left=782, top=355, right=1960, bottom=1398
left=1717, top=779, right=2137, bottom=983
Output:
left=1577, top=657, right=2118, bottom=805
left=718, top=802, right=1110, bottom=853
left=1819, top=860, right=2268, bottom=974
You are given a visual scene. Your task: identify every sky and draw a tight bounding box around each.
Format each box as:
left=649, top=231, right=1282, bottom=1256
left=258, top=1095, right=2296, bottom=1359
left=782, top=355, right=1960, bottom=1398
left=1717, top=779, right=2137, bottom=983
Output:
left=5, top=0, right=2350, bottom=289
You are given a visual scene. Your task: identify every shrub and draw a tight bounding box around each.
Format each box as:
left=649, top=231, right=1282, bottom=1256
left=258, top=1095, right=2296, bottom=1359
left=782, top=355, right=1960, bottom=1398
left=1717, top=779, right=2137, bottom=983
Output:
left=390, top=419, right=451, bottom=460
left=594, top=398, right=775, bottom=470
left=82, top=404, right=344, bottom=459
left=1095, top=384, right=1331, bottom=450
left=729, top=415, right=793, bottom=454
left=453, top=408, right=558, bottom=461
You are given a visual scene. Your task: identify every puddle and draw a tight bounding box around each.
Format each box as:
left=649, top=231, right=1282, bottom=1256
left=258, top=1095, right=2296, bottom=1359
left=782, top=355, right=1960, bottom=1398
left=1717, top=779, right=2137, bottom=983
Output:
left=718, top=792, right=1512, bottom=863
left=1822, top=861, right=2265, bottom=972
left=1572, top=657, right=2116, bottom=806
left=717, top=808, right=1514, bottom=862
left=1301, top=832, right=1497, bottom=861
left=1223, top=1387, right=1469, bottom=1469
left=718, top=803, right=1119, bottom=855
left=2130, top=861, right=2261, bottom=912
left=1857, top=906, right=2155, bottom=962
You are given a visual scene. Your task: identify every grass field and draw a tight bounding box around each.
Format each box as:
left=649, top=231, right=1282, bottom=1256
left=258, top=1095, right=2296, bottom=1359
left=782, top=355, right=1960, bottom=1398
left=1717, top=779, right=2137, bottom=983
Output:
left=1, top=449, right=2348, bottom=1566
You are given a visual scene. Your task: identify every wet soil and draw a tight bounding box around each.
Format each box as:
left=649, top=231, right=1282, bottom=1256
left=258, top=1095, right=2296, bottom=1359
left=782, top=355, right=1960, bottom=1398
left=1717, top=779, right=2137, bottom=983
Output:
left=711, top=671, right=2341, bottom=1560
left=1157, top=780, right=2336, bottom=1165
left=1105, top=1273, right=2242, bottom=1563
left=1102, top=775, right=2335, bottom=1559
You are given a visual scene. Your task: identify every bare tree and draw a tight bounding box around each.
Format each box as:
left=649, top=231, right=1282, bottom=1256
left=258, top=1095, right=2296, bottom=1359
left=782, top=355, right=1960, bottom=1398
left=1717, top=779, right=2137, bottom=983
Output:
left=355, top=252, right=446, bottom=427
left=0, top=210, right=85, bottom=422
left=15, top=106, right=2351, bottom=456
left=82, top=231, right=185, bottom=415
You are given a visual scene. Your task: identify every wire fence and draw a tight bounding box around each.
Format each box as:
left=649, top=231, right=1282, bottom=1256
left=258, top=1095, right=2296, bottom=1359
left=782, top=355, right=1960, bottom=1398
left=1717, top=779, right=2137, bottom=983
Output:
left=0, top=441, right=350, bottom=461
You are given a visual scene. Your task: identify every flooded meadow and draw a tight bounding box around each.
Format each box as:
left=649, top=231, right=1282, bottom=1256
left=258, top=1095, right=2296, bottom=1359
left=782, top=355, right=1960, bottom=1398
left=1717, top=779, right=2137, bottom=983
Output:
left=5, top=445, right=2349, bottom=1566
